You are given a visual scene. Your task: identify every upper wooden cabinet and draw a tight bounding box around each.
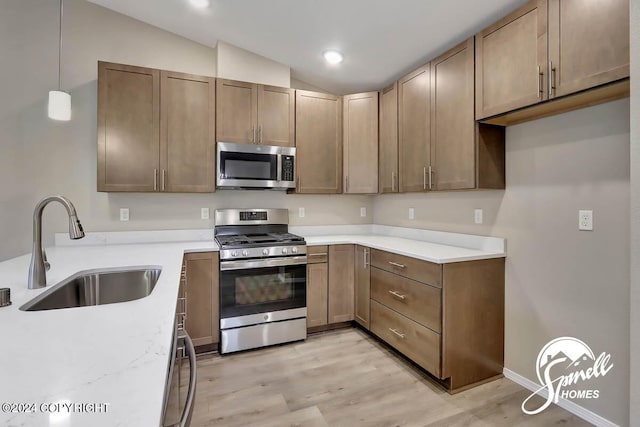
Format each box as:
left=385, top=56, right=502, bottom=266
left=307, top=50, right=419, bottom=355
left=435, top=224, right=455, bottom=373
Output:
left=379, top=83, right=399, bottom=194
left=343, top=92, right=379, bottom=194
left=548, top=0, right=629, bottom=98
left=295, top=90, right=342, bottom=194
left=98, top=62, right=160, bottom=192
left=161, top=71, right=215, bottom=192
left=475, top=0, right=548, bottom=120
left=476, top=0, right=629, bottom=122
left=97, top=62, right=215, bottom=193
left=216, top=79, right=295, bottom=146
left=398, top=64, right=431, bottom=193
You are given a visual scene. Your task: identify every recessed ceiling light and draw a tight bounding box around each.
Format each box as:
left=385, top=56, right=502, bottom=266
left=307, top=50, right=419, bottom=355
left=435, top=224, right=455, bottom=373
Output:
left=189, top=0, right=210, bottom=9
left=323, top=50, right=343, bottom=65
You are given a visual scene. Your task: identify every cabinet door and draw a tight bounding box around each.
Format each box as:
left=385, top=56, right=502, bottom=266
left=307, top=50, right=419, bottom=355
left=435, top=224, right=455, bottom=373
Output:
left=354, top=246, right=370, bottom=329
left=476, top=0, right=548, bottom=119
left=431, top=38, right=475, bottom=191
left=295, top=90, right=342, bottom=194
left=343, top=92, right=379, bottom=194
left=216, top=79, right=257, bottom=144
left=97, top=62, right=160, bottom=192
left=184, top=252, right=219, bottom=347
left=398, top=64, right=431, bottom=193
left=548, top=0, right=629, bottom=98
left=258, top=85, right=295, bottom=146
left=161, top=71, right=215, bottom=193
left=379, top=83, right=399, bottom=193
left=328, top=245, right=355, bottom=323
left=306, top=263, right=328, bottom=328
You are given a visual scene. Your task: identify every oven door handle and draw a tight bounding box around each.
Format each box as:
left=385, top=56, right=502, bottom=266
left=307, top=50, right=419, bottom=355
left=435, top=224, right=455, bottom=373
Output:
left=220, top=256, right=308, bottom=271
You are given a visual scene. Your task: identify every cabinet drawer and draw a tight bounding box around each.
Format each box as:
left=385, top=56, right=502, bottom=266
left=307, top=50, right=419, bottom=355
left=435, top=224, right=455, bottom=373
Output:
left=307, top=245, right=328, bottom=264
left=371, top=268, right=441, bottom=333
left=370, top=300, right=441, bottom=377
left=370, top=249, right=442, bottom=287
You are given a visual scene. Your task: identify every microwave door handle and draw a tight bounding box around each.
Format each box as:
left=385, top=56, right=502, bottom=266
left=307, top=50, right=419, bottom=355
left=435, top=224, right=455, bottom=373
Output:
left=177, top=331, right=197, bottom=427
left=276, top=154, right=282, bottom=182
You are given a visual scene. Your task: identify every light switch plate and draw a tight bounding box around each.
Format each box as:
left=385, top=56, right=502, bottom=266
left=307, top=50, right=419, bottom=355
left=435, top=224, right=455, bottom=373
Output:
left=298, top=207, right=305, bottom=218
left=409, top=207, right=415, bottom=220
left=474, top=209, right=483, bottom=224
left=119, top=208, right=129, bottom=222
left=579, top=210, right=593, bottom=231
left=360, top=207, right=367, bottom=217
left=201, top=208, right=210, bottom=220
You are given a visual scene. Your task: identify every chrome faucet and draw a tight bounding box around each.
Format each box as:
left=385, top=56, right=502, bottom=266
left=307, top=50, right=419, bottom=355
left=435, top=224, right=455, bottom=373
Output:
left=28, top=196, right=85, bottom=289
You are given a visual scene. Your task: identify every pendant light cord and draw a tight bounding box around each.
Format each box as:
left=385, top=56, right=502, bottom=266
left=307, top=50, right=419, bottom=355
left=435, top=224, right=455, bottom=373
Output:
left=58, top=0, right=63, bottom=91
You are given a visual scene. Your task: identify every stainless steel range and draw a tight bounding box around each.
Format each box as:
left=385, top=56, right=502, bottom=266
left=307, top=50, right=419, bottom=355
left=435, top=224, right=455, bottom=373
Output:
left=215, top=208, right=307, bottom=354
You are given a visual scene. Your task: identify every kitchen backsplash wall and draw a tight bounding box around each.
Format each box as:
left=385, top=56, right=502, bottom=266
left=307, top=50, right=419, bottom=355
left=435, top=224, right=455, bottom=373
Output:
left=374, top=99, right=631, bottom=426
left=0, top=0, right=369, bottom=261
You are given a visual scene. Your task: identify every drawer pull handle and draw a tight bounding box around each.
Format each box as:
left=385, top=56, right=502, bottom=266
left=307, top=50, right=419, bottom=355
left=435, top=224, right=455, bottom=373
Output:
left=388, top=261, right=406, bottom=269
left=389, top=328, right=406, bottom=339
left=309, top=253, right=327, bottom=257
left=388, top=290, right=406, bottom=300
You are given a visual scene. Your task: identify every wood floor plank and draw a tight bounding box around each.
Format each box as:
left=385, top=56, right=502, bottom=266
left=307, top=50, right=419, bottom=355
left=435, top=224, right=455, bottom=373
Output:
left=185, top=328, right=593, bottom=427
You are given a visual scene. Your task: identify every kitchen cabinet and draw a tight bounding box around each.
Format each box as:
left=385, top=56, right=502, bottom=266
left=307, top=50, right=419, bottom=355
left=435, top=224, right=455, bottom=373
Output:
left=475, top=0, right=548, bottom=120
left=306, top=245, right=329, bottom=329
left=295, top=90, right=343, bottom=194
left=398, top=63, right=431, bottom=193
left=379, top=82, right=399, bottom=193
left=183, top=251, right=219, bottom=349
left=97, top=61, right=215, bottom=193
left=369, top=248, right=504, bottom=393
left=97, top=62, right=160, bottom=192
left=343, top=92, right=379, bottom=194
left=328, top=245, right=355, bottom=323
left=354, top=245, right=370, bottom=329
left=476, top=0, right=629, bottom=124
left=431, top=38, right=506, bottom=190
left=548, top=0, right=629, bottom=98
left=216, top=79, right=295, bottom=146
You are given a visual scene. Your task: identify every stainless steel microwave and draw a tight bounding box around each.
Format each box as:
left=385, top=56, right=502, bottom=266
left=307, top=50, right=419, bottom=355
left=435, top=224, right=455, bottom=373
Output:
left=216, top=142, right=296, bottom=190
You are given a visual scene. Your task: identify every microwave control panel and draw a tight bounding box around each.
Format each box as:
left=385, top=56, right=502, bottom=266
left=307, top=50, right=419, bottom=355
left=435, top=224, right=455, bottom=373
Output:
left=281, top=156, right=295, bottom=182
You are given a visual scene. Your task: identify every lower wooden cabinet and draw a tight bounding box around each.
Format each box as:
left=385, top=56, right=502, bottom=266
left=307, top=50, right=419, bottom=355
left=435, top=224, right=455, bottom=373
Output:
left=306, top=262, right=328, bottom=328
left=354, top=245, right=370, bottom=329
left=328, top=245, right=355, bottom=323
left=183, top=252, right=219, bottom=348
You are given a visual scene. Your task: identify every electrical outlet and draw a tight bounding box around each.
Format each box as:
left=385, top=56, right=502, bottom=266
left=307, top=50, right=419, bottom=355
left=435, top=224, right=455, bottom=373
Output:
left=298, top=207, right=305, bottom=218
left=474, top=209, right=483, bottom=224
left=360, top=207, right=367, bottom=217
left=579, top=210, right=593, bottom=231
left=201, top=208, right=210, bottom=220
left=119, top=208, right=129, bottom=222
left=409, top=207, right=415, bottom=220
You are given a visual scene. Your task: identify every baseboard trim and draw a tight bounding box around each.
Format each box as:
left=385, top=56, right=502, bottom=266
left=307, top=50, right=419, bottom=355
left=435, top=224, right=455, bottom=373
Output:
left=502, top=368, right=619, bottom=427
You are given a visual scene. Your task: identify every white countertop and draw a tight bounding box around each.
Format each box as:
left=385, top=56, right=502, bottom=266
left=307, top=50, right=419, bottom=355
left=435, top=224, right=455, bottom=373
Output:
left=0, top=240, right=217, bottom=427
left=0, top=225, right=504, bottom=426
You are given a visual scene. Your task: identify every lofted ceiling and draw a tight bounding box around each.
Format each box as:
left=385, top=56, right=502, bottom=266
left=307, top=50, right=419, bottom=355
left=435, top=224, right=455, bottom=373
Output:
left=87, top=0, right=529, bottom=94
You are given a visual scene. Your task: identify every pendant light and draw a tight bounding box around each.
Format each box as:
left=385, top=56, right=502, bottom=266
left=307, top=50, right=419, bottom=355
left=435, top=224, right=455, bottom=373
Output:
left=48, top=0, right=71, bottom=121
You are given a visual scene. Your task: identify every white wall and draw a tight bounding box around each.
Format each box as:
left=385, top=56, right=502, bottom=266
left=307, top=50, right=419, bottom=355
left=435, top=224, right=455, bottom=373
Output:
left=0, top=0, right=372, bottom=261
left=374, top=99, right=630, bottom=426
left=629, top=0, right=640, bottom=424
left=217, top=41, right=290, bottom=87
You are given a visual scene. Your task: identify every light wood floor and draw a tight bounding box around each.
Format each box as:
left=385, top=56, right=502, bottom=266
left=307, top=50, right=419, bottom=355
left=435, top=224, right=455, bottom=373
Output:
left=184, top=328, right=592, bottom=427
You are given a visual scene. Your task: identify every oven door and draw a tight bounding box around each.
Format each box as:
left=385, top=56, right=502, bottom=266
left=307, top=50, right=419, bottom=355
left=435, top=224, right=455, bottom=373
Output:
left=217, top=142, right=280, bottom=189
left=219, top=256, right=307, bottom=326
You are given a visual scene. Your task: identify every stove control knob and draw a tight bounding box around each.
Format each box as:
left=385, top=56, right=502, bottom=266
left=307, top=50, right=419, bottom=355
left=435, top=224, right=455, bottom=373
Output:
left=292, top=247, right=298, bottom=254
left=231, top=251, right=238, bottom=257
left=282, top=248, right=288, bottom=254
left=262, top=249, right=269, bottom=256
left=242, top=250, right=249, bottom=257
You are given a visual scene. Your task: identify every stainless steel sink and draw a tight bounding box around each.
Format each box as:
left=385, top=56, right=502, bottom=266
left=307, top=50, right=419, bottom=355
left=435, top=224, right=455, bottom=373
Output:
left=20, top=266, right=162, bottom=311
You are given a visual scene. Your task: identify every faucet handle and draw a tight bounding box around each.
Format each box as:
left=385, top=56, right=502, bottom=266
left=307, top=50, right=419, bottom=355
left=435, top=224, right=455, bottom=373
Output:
left=43, top=249, right=50, bottom=272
